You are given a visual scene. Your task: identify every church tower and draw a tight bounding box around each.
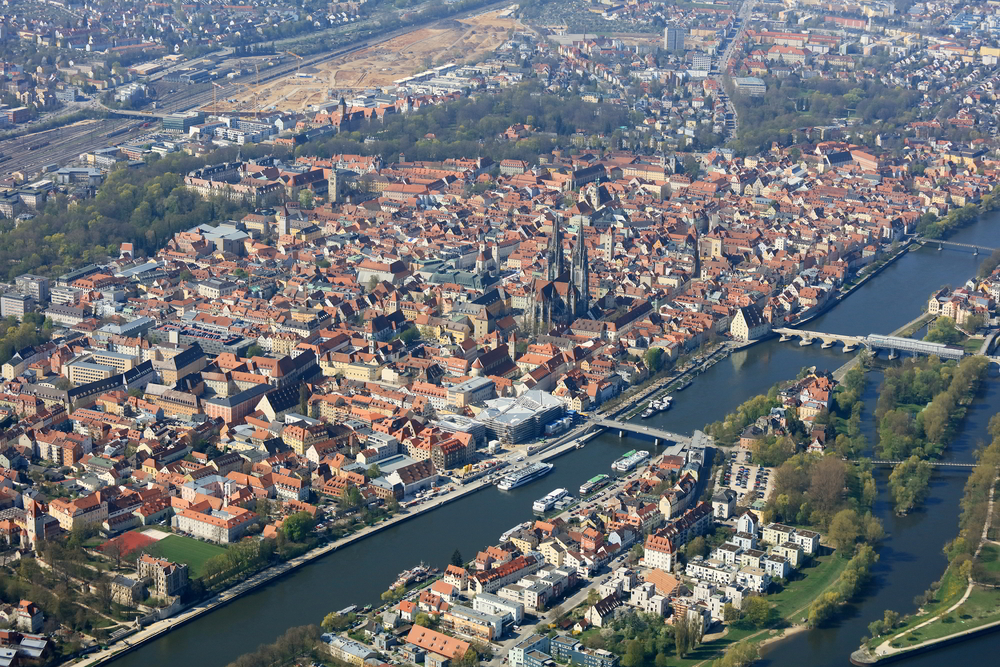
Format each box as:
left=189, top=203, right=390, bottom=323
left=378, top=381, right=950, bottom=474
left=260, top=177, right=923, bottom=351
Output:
left=571, top=230, right=590, bottom=318
left=329, top=169, right=340, bottom=204
left=545, top=219, right=563, bottom=281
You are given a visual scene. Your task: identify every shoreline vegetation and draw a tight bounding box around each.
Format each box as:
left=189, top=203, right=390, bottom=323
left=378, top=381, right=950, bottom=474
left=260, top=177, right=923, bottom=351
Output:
left=857, top=413, right=1000, bottom=662
left=874, top=356, right=989, bottom=514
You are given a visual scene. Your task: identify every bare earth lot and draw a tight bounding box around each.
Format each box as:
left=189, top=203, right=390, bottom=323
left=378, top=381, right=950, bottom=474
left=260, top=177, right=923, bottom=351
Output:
left=228, top=10, right=523, bottom=113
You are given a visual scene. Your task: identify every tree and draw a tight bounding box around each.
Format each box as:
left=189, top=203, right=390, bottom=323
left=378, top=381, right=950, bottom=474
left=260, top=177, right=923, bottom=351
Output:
left=298, top=189, right=314, bottom=208
left=341, top=485, right=363, bottom=509
left=629, top=543, right=644, bottom=564
left=828, top=508, right=861, bottom=555
left=94, top=576, right=113, bottom=612
left=451, top=549, right=464, bottom=567
left=925, top=317, right=962, bottom=344
left=398, top=327, right=420, bottom=345
left=281, top=511, right=315, bottom=542
left=322, top=612, right=350, bottom=632
left=104, top=538, right=126, bottom=570
left=299, top=382, right=309, bottom=415
left=809, top=455, right=847, bottom=516
left=366, top=464, right=382, bottom=480
left=644, top=347, right=664, bottom=374
left=741, top=596, right=772, bottom=628
left=587, top=588, right=600, bottom=606
left=414, top=612, right=432, bottom=627
left=714, top=640, right=759, bottom=667
left=685, top=536, right=708, bottom=559
left=245, top=344, right=263, bottom=358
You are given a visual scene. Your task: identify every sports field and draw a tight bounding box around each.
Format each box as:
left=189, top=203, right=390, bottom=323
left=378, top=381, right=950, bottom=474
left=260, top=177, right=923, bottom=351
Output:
left=144, top=534, right=226, bottom=578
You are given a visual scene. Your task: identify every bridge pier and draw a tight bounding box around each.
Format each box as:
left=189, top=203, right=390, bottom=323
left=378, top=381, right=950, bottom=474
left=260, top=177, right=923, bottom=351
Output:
left=779, top=334, right=790, bottom=342
left=974, top=247, right=979, bottom=256
left=799, top=337, right=813, bottom=346
left=619, top=430, right=625, bottom=438
left=843, top=343, right=857, bottom=353
left=654, top=438, right=660, bottom=446
left=821, top=339, right=835, bottom=349
left=888, top=349, right=898, bottom=360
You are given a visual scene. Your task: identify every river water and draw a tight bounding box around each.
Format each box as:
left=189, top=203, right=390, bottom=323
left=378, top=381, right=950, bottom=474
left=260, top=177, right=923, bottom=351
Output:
left=114, top=218, right=1000, bottom=667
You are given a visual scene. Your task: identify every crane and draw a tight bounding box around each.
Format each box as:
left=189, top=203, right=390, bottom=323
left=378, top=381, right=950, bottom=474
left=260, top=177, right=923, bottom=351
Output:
left=285, top=50, right=303, bottom=75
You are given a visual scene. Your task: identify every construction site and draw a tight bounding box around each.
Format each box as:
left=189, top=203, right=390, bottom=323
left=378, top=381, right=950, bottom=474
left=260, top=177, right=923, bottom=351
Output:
left=204, top=9, right=524, bottom=115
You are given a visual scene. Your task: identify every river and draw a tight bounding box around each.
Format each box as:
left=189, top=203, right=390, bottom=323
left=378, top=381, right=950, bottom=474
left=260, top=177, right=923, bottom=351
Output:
left=113, top=216, right=1000, bottom=667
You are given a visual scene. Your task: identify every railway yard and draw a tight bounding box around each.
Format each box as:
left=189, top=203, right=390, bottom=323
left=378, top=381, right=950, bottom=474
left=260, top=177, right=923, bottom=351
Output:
left=0, top=2, right=517, bottom=184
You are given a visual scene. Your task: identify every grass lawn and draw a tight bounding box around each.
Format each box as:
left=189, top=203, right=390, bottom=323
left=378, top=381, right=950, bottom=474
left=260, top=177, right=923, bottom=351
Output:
left=894, top=586, right=1000, bottom=647
left=976, top=544, right=1000, bottom=574
left=872, top=562, right=968, bottom=648
left=769, top=553, right=849, bottom=621
left=667, top=626, right=757, bottom=666
left=144, top=534, right=226, bottom=578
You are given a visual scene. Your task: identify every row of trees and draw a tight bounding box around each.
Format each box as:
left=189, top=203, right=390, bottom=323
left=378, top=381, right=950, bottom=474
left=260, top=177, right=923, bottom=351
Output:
left=224, top=624, right=324, bottom=667
left=807, top=544, right=879, bottom=628
left=917, top=186, right=1000, bottom=239
left=200, top=539, right=276, bottom=591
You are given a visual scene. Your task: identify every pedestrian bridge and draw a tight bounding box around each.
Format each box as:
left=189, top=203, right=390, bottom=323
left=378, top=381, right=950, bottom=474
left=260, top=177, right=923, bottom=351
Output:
left=916, top=238, right=998, bottom=254
left=774, top=329, right=966, bottom=360
left=870, top=460, right=977, bottom=469
left=594, top=419, right=687, bottom=445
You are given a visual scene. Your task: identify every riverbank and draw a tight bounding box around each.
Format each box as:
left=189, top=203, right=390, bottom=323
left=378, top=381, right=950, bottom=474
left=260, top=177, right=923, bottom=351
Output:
left=69, top=427, right=594, bottom=667
left=791, top=239, right=916, bottom=330
left=852, top=469, right=1000, bottom=666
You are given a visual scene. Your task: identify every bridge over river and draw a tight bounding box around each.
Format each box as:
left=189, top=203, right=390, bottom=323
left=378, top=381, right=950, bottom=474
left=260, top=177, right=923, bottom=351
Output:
left=869, top=460, right=978, bottom=469
left=774, top=328, right=967, bottom=360
left=593, top=419, right=689, bottom=446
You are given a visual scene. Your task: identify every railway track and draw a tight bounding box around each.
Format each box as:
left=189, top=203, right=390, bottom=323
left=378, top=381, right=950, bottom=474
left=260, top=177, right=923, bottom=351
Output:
left=150, top=0, right=513, bottom=115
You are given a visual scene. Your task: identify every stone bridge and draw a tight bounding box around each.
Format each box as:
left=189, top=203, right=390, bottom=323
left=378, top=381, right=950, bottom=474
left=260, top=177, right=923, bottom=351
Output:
left=774, top=329, right=966, bottom=360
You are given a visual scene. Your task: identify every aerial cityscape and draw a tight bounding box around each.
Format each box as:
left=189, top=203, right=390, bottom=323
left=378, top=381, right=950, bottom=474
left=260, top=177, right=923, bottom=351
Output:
left=2, top=1, right=1000, bottom=667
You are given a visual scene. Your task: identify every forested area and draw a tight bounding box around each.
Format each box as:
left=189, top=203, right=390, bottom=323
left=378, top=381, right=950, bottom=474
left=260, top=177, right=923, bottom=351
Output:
left=0, top=147, right=250, bottom=281
left=0, top=313, right=54, bottom=366
left=726, top=77, right=923, bottom=156
left=766, top=454, right=882, bottom=538
left=874, top=356, right=989, bottom=461
left=296, top=81, right=638, bottom=164
left=872, top=356, right=988, bottom=513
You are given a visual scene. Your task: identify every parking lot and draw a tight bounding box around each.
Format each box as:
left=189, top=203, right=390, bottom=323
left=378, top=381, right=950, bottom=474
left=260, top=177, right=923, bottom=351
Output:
left=719, top=449, right=774, bottom=506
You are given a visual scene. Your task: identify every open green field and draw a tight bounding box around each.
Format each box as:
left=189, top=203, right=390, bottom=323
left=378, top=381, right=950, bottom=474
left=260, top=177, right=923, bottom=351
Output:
left=145, top=535, right=226, bottom=578
left=769, top=553, right=849, bottom=620
left=894, top=585, right=1000, bottom=647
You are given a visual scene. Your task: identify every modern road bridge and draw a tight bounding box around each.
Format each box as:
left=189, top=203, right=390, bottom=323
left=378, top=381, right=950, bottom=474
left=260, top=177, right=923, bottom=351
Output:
left=594, top=420, right=687, bottom=445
